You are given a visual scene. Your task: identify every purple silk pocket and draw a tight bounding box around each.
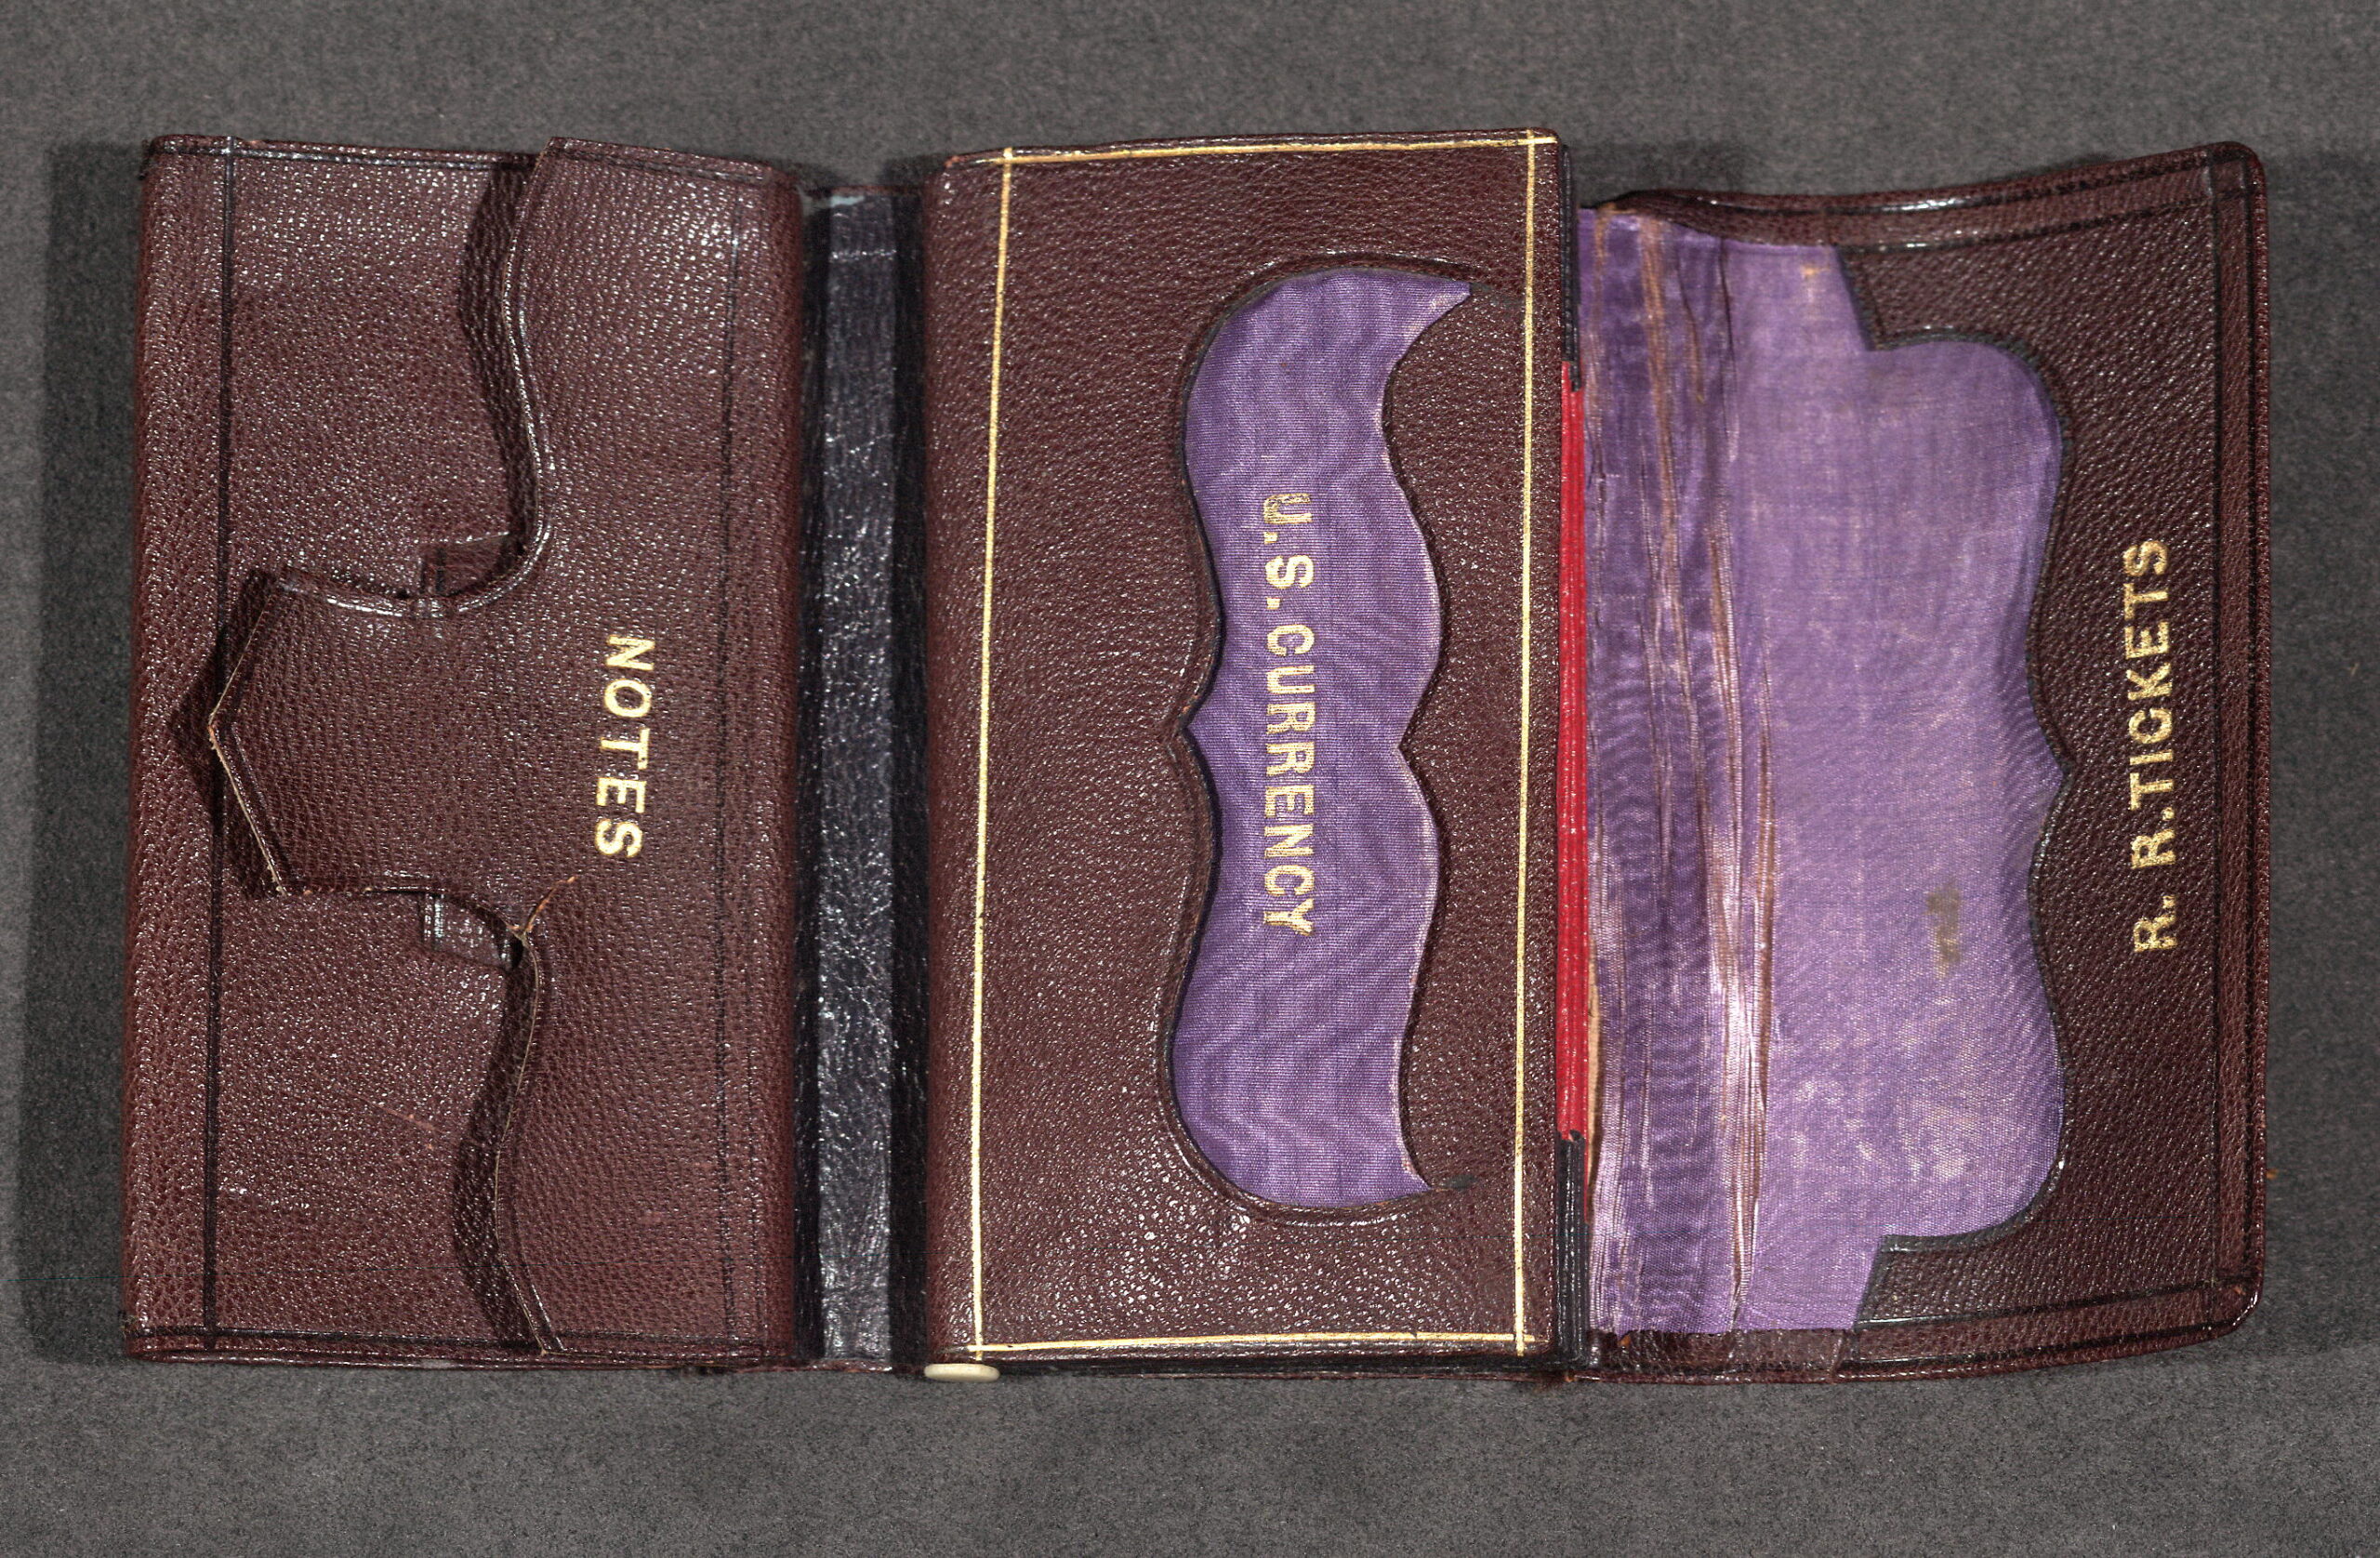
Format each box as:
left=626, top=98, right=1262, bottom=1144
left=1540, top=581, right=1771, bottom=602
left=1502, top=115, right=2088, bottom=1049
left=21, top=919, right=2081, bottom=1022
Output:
left=1173, top=268, right=1468, bottom=1209
left=1581, top=214, right=2067, bottom=1334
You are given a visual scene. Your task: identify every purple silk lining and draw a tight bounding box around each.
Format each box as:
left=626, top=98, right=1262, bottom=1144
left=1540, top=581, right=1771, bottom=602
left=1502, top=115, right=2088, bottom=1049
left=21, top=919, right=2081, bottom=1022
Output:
left=1172, top=268, right=1463, bottom=1208
left=1581, top=214, right=2067, bottom=1333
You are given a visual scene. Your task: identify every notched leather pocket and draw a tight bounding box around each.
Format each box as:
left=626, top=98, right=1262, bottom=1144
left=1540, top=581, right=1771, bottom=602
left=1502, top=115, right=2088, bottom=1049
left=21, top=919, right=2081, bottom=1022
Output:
left=1584, top=145, right=2266, bottom=1377
left=1575, top=213, right=2066, bottom=1343
left=128, top=136, right=804, bottom=1365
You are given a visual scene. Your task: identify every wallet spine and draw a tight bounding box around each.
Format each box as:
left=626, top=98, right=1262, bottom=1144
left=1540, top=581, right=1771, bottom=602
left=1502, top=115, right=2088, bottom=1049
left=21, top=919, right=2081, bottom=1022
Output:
left=805, top=190, right=928, bottom=1367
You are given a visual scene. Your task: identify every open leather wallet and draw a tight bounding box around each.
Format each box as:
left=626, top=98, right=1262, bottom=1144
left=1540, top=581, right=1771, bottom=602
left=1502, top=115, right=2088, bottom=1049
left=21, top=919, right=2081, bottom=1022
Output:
left=121, top=129, right=2267, bottom=1380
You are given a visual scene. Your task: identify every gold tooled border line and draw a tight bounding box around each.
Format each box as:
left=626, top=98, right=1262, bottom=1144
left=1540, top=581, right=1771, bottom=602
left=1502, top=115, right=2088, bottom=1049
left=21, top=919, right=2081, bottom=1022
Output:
left=966, top=134, right=1546, bottom=1358
left=972, top=1331, right=1545, bottom=1355
left=974, top=134, right=1557, bottom=165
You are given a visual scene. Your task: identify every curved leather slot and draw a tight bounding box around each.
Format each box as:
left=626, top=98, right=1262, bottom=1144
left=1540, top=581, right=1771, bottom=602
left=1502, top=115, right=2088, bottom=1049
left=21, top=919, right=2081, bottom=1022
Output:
left=1173, top=266, right=1464, bottom=1209
left=208, top=139, right=802, bottom=1356
left=1577, top=212, right=2063, bottom=1339
left=1841, top=148, right=2265, bottom=1358
left=1592, top=145, right=2264, bottom=1376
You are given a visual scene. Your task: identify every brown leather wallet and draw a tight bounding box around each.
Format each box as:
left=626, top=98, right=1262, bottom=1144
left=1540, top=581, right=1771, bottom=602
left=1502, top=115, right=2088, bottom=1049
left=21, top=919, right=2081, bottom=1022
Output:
left=123, top=130, right=2266, bottom=1380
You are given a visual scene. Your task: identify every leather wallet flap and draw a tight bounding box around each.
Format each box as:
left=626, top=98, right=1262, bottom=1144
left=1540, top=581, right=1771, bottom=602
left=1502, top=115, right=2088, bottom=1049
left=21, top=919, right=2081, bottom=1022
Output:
left=124, top=136, right=806, bottom=1365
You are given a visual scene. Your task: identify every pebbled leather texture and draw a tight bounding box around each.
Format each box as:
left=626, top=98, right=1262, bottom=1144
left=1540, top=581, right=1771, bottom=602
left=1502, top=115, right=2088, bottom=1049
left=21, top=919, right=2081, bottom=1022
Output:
left=918, top=132, right=1568, bottom=1368
left=118, top=131, right=2265, bottom=1381
left=1579, top=145, right=2268, bottom=1380
left=124, top=136, right=805, bottom=1367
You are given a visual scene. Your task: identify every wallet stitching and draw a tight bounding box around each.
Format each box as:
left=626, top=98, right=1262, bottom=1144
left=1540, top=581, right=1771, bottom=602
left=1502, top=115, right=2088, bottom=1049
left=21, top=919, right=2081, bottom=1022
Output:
left=201, top=144, right=238, bottom=1346
left=548, top=143, right=775, bottom=187
left=134, top=1325, right=778, bottom=1352
left=1837, top=191, right=2247, bottom=257
left=1843, top=1318, right=2245, bottom=1377
left=1649, top=145, right=2219, bottom=219
left=156, top=143, right=535, bottom=176
left=711, top=185, right=747, bottom=1344
left=2205, top=155, right=2264, bottom=1284
left=2209, top=160, right=2229, bottom=1284
left=1854, top=1274, right=2240, bottom=1332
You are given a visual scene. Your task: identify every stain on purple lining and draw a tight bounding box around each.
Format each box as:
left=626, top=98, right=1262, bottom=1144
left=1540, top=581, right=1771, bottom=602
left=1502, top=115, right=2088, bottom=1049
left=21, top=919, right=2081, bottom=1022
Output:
left=1580, top=213, right=2066, bottom=1333
left=1172, top=267, right=1467, bottom=1209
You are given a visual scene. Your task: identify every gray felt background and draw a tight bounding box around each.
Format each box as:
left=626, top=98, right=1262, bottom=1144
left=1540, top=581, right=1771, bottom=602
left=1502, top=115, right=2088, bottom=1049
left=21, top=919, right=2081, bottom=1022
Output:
left=0, top=1, right=2371, bottom=1551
